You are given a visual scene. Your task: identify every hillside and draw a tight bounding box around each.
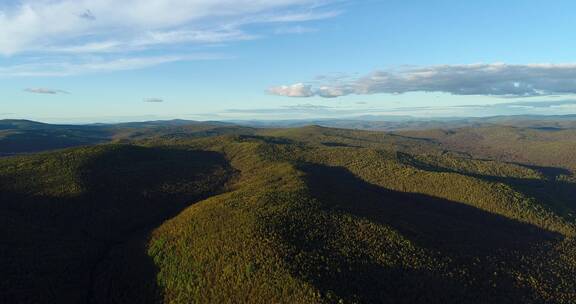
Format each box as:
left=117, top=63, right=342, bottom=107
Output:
left=0, top=145, right=234, bottom=303
left=0, top=119, right=255, bottom=156
left=397, top=126, right=576, bottom=172
left=234, top=115, right=576, bottom=132
left=1, top=125, right=575, bottom=303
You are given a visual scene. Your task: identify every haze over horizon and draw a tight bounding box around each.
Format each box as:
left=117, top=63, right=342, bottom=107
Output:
left=3, top=0, right=576, bottom=123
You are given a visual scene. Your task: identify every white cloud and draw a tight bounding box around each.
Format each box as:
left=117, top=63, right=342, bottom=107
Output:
left=0, top=0, right=338, bottom=76
left=317, top=85, right=354, bottom=98
left=24, top=88, right=69, bottom=94
left=0, top=0, right=337, bottom=55
left=46, top=29, right=254, bottom=54
left=269, top=63, right=576, bottom=98
left=267, top=83, right=315, bottom=97
left=0, top=54, right=227, bottom=77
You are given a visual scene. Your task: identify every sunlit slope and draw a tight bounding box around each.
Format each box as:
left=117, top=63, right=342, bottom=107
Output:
left=0, top=144, right=233, bottom=303
left=397, top=126, right=576, bottom=172
left=262, top=126, right=576, bottom=221
left=148, top=133, right=576, bottom=304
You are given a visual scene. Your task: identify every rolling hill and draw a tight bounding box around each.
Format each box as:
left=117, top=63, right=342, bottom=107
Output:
left=233, top=114, right=576, bottom=132
left=1, top=121, right=575, bottom=303
left=0, top=119, right=255, bottom=156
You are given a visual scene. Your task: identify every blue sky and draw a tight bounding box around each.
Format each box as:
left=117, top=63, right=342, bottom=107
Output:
left=2, top=0, right=576, bottom=123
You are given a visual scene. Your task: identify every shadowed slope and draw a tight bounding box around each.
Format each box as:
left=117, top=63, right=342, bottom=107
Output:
left=301, top=163, right=560, bottom=253
left=0, top=145, right=234, bottom=304
left=400, top=153, right=576, bottom=222
left=260, top=163, right=566, bottom=303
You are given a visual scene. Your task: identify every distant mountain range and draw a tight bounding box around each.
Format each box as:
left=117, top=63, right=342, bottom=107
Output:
left=230, top=114, right=576, bottom=130
left=2, top=114, right=576, bottom=157
left=0, top=119, right=249, bottom=155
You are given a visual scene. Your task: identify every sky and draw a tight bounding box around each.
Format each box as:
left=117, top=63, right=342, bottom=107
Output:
left=2, top=0, right=576, bottom=123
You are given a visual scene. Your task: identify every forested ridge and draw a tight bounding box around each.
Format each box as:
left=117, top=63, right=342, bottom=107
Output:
left=1, top=124, right=575, bottom=303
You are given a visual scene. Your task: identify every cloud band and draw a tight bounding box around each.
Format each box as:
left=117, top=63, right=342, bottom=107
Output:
left=24, top=88, right=68, bottom=94
left=269, top=64, right=576, bottom=98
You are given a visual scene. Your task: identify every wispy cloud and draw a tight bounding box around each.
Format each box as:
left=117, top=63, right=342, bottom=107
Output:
left=143, top=98, right=164, bottom=103
left=228, top=103, right=333, bottom=114
left=223, top=99, right=576, bottom=119
left=24, top=88, right=69, bottom=94
left=79, top=9, right=96, bottom=21
left=0, top=0, right=339, bottom=76
left=0, top=54, right=226, bottom=77
left=270, top=64, right=576, bottom=98
left=46, top=30, right=254, bottom=54
left=274, top=25, right=318, bottom=34
left=385, top=99, right=576, bottom=113
left=490, top=99, right=576, bottom=109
